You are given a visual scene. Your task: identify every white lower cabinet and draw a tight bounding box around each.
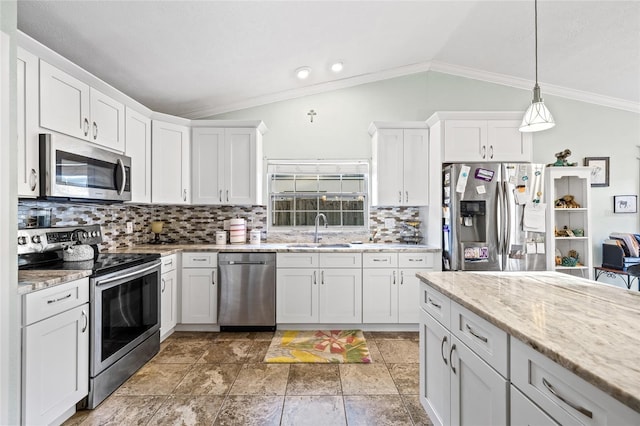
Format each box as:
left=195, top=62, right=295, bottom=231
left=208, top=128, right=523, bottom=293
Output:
left=160, top=254, right=178, bottom=340
left=511, top=385, right=559, bottom=426
left=363, top=253, right=436, bottom=323
left=181, top=252, right=217, bottom=324
left=419, top=283, right=508, bottom=426
left=276, top=253, right=362, bottom=324
left=22, top=278, right=90, bottom=426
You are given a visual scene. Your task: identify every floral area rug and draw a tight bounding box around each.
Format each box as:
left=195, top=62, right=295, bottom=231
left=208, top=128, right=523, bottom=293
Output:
left=264, top=330, right=372, bottom=363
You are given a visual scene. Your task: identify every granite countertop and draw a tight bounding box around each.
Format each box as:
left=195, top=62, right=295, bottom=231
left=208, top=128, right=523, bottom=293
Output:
left=18, top=243, right=440, bottom=294
left=416, top=271, right=640, bottom=413
left=105, top=243, right=440, bottom=256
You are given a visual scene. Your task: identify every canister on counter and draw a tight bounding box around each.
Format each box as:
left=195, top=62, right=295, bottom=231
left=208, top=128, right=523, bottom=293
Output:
left=215, top=231, right=227, bottom=245
left=229, top=218, right=246, bottom=244
left=249, top=230, right=261, bottom=245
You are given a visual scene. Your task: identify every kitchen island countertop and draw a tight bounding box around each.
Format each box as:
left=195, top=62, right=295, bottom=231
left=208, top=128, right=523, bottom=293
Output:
left=417, top=271, right=640, bottom=413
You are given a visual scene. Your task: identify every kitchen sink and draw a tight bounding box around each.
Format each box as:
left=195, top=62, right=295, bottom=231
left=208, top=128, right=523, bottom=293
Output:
left=285, top=243, right=352, bottom=248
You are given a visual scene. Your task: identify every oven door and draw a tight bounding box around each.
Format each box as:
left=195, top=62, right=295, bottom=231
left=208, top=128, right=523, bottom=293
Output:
left=90, top=261, right=161, bottom=376
left=39, top=133, right=131, bottom=202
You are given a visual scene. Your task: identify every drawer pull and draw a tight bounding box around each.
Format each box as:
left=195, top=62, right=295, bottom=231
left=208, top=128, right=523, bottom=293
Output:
left=192, top=258, right=208, bottom=262
left=542, top=378, right=593, bottom=419
left=408, top=258, right=423, bottom=262
left=428, top=297, right=441, bottom=309
left=164, top=259, right=173, bottom=266
left=47, top=293, right=72, bottom=304
left=466, top=324, right=488, bottom=343
left=372, top=258, right=387, bottom=262
left=440, top=335, right=448, bottom=365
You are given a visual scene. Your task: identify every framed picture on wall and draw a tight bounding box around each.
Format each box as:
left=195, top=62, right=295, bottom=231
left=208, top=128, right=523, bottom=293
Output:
left=614, top=195, right=637, bottom=213
left=584, top=157, right=609, bottom=187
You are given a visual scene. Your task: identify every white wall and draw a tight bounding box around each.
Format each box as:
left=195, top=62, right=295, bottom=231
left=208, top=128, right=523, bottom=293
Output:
left=1, top=0, right=20, bottom=424
left=212, top=70, right=640, bottom=287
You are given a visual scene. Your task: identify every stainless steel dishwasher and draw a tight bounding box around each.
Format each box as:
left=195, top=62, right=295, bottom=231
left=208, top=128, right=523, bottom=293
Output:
left=218, top=252, right=276, bottom=331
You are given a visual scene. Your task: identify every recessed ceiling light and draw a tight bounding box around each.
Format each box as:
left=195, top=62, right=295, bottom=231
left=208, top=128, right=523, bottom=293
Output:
left=331, top=62, right=344, bottom=73
left=296, top=66, right=311, bottom=80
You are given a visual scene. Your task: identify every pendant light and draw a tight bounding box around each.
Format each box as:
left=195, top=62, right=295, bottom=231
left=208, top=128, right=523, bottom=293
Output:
left=519, top=0, right=555, bottom=132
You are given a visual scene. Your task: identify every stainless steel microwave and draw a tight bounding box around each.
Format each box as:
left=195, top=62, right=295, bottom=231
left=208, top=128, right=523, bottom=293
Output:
left=39, top=133, right=132, bottom=202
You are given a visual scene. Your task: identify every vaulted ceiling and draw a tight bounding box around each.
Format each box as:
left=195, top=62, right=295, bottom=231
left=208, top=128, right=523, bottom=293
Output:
left=17, top=1, right=640, bottom=118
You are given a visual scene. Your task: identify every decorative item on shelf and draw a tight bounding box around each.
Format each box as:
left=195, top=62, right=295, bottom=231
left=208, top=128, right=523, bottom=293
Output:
left=554, top=195, right=580, bottom=208
left=150, top=221, right=164, bottom=244
left=561, top=249, right=580, bottom=267
left=613, top=195, right=637, bottom=214
left=519, top=0, right=555, bottom=133
left=548, top=149, right=577, bottom=167
left=572, top=228, right=584, bottom=237
left=584, top=157, right=610, bottom=187
left=555, top=248, right=562, bottom=265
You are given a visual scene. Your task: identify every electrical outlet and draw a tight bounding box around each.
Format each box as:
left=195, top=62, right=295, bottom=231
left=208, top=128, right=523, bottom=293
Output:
left=384, top=218, right=395, bottom=229
left=126, top=222, right=133, bottom=234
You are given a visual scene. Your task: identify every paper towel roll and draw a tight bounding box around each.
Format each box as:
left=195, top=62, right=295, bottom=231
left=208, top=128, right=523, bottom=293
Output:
left=229, top=218, right=246, bottom=244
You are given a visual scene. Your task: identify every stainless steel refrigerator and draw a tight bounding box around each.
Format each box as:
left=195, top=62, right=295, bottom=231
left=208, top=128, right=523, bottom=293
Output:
left=442, top=163, right=547, bottom=271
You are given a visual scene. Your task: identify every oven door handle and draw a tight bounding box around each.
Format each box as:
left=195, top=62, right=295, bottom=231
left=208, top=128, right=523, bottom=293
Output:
left=95, top=262, right=160, bottom=286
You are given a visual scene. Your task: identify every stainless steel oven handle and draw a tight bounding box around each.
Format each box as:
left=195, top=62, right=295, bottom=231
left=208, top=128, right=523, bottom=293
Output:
left=116, top=158, right=126, bottom=195
left=96, top=262, right=160, bottom=286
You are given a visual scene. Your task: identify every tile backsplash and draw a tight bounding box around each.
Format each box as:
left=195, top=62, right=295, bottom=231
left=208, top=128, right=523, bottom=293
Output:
left=18, top=201, right=424, bottom=250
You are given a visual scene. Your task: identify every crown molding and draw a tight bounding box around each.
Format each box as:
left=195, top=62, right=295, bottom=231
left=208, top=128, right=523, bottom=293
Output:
left=429, top=61, right=640, bottom=114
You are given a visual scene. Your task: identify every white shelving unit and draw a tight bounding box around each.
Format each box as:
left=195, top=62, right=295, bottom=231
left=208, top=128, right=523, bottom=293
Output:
left=545, top=167, right=593, bottom=279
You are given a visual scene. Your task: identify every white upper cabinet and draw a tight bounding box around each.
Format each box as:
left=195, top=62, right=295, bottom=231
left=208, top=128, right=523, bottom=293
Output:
left=89, top=87, right=125, bottom=151
left=370, top=122, right=429, bottom=206
left=427, top=112, right=532, bottom=163
left=125, top=107, right=152, bottom=203
left=191, top=122, right=266, bottom=205
left=151, top=120, right=191, bottom=204
left=39, top=60, right=125, bottom=152
left=17, top=47, right=40, bottom=198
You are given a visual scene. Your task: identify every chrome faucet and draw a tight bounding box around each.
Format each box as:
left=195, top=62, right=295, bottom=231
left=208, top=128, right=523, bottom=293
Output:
left=314, top=213, right=328, bottom=243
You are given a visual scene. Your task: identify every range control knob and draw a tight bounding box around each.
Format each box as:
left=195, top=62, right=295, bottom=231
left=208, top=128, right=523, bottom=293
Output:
left=83, top=231, right=89, bottom=239
left=18, top=236, right=28, bottom=245
left=91, top=231, right=98, bottom=237
left=31, top=235, right=41, bottom=244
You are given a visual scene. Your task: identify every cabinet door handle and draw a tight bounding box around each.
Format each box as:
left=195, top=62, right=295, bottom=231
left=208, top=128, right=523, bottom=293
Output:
left=392, top=270, right=396, bottom=285
left=81, top=309, right=88, bottom=333
left=481, top=145, right=486, bottom=159
left=83, top=118, right=89, bottom=136
left=440, top=335, right=448, bottom=365
left=449, top=343, right=457, bottom=374
left=466, top=323, right=488, bottom=343
left=47, top=293, right=72, bottom=304
left=93, top=121, right=98, bottom=140
left=427, top=297, right=441, bottom=309
left=226, top=190, right=229, bottom=202
left=400, top=270, right=404, bottom=285
left=183, top=189, right=187, bottom=202
left=542, top=378, right=593, bottom=419
left=161, top=278, right=166, bottom=292
left=313, top=270, right=317, bottom=285
left=321, top=270, right=324, bottom=284
left=398, top=191, right=402, bottom=203
left=405, top=191, right=409, bottom=203
left=489, top=145, right=494, bottom=159
left=29, top=169, right=37, bottom=191
left=219, top=189, right=222, bottom=202
left=212, top=271, right=216, bottom=285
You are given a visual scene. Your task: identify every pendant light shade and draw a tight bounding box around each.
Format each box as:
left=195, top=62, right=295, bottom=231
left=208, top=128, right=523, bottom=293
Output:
left=520, top=0, right=555, bottom=133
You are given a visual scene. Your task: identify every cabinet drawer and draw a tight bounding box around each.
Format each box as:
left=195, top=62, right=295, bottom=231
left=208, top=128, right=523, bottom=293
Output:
left=319, top=252, right=362, bottom=268
left=450, top=301, right=508, bottom=377
left=511, top=338, right=640, bottom=425
left=398, top=253, right=433, bottom=269
left=420, top=282, right=450, bottom=329
left=182, top=252, right=217, bottom=268
left=277, top=253, right=319, bottom=268
left=161, top=254, right=178, bottom=273
left=511, top=385, right=558, bottom=426
left=23, top=278, right=89, bottom=326
left=363, top=252, right=398, bottom=268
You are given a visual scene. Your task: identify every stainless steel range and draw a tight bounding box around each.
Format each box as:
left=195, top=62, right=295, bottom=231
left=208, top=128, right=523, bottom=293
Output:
left=18, top=225, right=161, bottom=409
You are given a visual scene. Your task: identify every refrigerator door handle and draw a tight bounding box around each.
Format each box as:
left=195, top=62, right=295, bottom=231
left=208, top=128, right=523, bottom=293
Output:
left=503, top=181, right=512, bottom=256
left=496, top=180, right=503, bottom=254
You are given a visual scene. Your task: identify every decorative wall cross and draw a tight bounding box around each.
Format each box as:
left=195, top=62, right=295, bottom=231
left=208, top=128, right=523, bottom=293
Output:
left=307, top=109, right=317, bottom=123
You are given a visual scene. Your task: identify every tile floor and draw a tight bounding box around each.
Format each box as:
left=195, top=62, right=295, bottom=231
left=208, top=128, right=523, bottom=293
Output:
left=64, top=331, right=433, bottom=426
